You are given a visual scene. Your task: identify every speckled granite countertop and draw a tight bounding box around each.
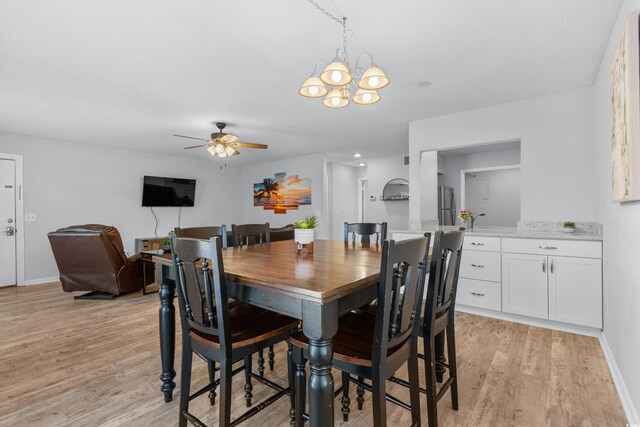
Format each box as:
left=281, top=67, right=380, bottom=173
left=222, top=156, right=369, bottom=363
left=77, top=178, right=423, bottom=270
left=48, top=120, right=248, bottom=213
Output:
left=390, top=225, right=603, bottom=241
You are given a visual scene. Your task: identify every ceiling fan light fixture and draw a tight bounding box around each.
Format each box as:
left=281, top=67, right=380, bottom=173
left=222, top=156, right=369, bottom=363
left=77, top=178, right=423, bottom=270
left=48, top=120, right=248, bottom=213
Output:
left=358, top=63, right=389, bottom=90
left=206, top=145, right=217, bottom=156
left=299, top=76, right=328, bottom=98
left=320, top=58, right=352, bottom=86
left=352, top=88, right=380, bottom=105
left=214, top=143, right=225, bottom=154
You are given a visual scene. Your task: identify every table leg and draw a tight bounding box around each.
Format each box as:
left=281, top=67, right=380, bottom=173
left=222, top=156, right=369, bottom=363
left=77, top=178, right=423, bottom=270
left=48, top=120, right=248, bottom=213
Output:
left=159, top=277, right=176, bottom=402
left=302, top=301, right=338, bottom=426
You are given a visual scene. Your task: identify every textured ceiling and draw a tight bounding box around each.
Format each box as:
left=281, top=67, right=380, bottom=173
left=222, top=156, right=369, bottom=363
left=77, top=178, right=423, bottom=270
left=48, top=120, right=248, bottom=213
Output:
left=0, top=0, right=622, bottom=165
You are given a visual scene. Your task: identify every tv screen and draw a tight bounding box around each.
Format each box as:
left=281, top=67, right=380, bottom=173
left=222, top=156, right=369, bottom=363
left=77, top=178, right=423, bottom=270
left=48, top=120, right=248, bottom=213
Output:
left=142, top=176, right=196, bottom=207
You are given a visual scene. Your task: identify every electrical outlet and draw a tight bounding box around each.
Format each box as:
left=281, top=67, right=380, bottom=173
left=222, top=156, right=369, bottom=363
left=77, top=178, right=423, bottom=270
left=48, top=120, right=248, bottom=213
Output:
left=25, top=213, right=37, bottom=222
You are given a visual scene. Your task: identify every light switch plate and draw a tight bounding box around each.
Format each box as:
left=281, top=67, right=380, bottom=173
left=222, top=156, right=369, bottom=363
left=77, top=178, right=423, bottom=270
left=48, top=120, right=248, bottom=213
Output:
left=25, top=213, right=36, bottom=221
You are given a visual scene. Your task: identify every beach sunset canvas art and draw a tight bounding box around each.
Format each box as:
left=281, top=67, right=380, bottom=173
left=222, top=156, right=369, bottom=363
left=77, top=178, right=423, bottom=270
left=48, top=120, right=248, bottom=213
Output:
left=254, top=172, right=311, bottom=214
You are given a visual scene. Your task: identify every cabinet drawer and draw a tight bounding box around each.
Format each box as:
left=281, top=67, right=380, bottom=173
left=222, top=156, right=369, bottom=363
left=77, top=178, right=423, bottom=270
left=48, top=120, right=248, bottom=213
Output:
left=463, top=236, right=501, bottom=252
left=502, top=238, right=601, bottom=258
left=457, top=278, right=501, bottom=311
left=459, top=251, right=501, bottom=282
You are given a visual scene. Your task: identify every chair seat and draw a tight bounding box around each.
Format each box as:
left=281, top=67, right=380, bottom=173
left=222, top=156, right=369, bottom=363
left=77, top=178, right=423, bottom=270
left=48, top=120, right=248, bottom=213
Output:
left=190, top=303, right=299, bottom=350
left=290, top=312, right=408, bottom=367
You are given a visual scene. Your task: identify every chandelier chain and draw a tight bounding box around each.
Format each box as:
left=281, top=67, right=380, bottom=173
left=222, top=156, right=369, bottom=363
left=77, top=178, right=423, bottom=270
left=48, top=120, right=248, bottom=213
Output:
left=305, top=0, right=349, bottom=61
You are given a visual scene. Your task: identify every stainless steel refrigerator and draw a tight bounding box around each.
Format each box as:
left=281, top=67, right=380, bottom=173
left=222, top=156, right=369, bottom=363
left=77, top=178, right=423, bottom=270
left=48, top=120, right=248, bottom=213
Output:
left=438, top=186, right=456, bottom=225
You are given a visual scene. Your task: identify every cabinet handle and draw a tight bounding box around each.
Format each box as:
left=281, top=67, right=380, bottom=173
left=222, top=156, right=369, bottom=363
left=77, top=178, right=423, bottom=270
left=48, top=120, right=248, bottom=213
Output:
left=470, top=264, right=485, bottom=268
left=470, top=242, right=485, bottom=246
left=470, top=292, right=485, bottom=297
left=542, top=259, right=546, bottom=273
left=538, top=245, right=558, bottom=250
left=550, top=259, right=554, bottom=274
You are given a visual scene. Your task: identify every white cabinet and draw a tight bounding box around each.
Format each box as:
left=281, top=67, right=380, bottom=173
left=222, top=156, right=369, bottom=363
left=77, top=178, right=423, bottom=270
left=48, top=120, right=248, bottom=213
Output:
left=458, top=236, right=502, bottom=311
left=502, top=253, right=549, bottom=319
left=548, top=256, right=602, bottom=328
left=459, top=251, right=501, bottom=282
left=457, top=278, right=502, bottom=311
left=502, top=239, right=602, bottom=329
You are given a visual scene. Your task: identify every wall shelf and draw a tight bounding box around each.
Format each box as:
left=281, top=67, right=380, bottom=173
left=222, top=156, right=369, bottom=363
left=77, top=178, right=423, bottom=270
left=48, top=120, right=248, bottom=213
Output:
left=381, top=178, right=409, bottom=201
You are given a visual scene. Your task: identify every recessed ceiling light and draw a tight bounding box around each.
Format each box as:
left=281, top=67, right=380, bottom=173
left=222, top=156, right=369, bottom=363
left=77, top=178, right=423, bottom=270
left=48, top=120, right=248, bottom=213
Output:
left=353, top=153, right=362, bottom=158
left=358, top=162, right=366, bottom=167
left=417, top=81, right=432, bottom=88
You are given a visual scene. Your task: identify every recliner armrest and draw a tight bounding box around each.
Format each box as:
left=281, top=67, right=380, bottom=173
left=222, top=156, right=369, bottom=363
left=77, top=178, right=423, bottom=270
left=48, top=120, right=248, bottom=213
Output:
left=116, top=257, right=143, bottom=293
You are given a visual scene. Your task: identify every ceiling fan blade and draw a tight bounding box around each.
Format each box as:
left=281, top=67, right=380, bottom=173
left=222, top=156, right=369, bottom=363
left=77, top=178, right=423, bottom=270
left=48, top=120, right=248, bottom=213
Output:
left=183, top=144, right=210, bottom=149
left=173, top=134, right=210, bottom=142
left=229, top=141, right=268, bottom=149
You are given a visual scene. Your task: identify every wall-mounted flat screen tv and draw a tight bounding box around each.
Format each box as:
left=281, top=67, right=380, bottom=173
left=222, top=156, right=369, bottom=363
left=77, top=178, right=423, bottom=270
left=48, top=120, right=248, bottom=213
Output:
left=142, top=175, right=196, bottom=207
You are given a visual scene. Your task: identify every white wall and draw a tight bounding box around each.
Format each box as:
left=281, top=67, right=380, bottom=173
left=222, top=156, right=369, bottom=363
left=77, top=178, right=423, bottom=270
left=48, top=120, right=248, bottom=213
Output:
left=439, top=146, right=521, bottom=217
left=362, top=153, right=410, bottom=230
left=327, top=163, right=359, bottom=240
left=593, top=1, right=640, bottom=422
left=464, top=168, right=521, bottom=226
left=0, top=132, right=243, bottom=282
left=241, top=153, right=329, bottom=239
left=409, top=88, right=596, bottom=225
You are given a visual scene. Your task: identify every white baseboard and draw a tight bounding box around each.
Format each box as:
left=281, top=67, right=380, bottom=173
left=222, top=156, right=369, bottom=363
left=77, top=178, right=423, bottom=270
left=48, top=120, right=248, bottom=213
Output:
left=455, top=305, right=601, bottom=337
left=21, top=276, right=59, bottom=286
left=599, top=333, right=639, bottom=424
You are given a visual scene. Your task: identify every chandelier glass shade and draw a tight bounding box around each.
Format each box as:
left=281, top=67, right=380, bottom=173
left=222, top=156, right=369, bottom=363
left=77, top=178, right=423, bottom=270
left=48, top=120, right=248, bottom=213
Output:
left=320, top=58, right=352, bottom=86
left=352, top=88, right=380, bottom=105
left=322, top=86, right=350, bottom=108
left=299, top=76, right=329, bottom=98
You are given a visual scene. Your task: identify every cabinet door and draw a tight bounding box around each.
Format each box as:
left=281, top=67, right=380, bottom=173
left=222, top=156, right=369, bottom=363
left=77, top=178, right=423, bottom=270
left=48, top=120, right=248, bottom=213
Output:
left=548, top=256, right=602, bottom=328
left=502, top=253, right=548, bottom=319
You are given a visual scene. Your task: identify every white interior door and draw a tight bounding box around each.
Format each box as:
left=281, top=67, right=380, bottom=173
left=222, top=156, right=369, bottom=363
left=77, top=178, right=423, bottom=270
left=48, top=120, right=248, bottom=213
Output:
left=0, top=159, right=16, bottom=286
left=358, top=179, right=367, bottom=222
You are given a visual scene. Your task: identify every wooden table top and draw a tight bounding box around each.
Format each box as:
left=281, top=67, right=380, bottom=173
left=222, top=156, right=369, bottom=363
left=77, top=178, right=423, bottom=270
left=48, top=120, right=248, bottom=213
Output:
left=154, top=239, right=384, bottom=304
left=223, top=240, right=383, bottom=303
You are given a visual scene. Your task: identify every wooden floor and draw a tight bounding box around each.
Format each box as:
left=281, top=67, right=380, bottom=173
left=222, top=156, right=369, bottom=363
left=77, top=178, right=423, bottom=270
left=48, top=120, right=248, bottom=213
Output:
left=0, top=283, right=626, bottom=427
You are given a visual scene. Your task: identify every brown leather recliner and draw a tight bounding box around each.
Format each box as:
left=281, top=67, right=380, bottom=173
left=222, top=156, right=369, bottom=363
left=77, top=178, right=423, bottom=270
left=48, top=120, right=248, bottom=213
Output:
left=48, top=224, right=142, bottom=298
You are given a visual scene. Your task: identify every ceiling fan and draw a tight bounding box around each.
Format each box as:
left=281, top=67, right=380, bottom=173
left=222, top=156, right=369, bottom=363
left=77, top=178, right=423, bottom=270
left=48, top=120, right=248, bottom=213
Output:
left=174, top=122, right=268, bottom=157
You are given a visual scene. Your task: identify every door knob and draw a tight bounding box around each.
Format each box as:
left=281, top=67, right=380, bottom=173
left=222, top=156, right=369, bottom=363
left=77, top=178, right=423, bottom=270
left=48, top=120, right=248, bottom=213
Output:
left=2, top=226, right=15, bottom=236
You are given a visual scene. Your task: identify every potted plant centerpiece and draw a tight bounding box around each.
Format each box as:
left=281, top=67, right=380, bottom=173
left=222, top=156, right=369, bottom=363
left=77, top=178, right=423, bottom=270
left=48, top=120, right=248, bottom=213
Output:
left=563, top=221, right=576, bottom=233
left=293, top=215, right=317, bottom=254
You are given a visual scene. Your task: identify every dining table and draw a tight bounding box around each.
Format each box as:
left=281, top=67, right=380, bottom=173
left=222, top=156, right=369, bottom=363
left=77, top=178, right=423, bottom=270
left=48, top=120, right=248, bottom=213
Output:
left=154, top=238, right=439, bottom=426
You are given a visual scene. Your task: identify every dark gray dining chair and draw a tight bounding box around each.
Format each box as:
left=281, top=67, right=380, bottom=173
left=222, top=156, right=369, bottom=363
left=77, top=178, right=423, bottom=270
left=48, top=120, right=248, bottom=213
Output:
left=171, top=236, right=299, bottom=427
left=344, top=222, right=388, bottom=245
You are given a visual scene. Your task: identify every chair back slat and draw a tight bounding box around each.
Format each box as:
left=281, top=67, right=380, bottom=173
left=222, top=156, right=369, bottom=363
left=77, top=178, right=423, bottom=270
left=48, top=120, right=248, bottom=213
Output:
left=231, top=223, right=271, bottom=247
left=344, top=222, right=388, bottom=245
left=373, top=234, right=431, bottom=364
left=175, top=225, right=228, bottom=248
left=171, top=237, right=231, bottom=350
left=423, top=230, right=465, bottom=328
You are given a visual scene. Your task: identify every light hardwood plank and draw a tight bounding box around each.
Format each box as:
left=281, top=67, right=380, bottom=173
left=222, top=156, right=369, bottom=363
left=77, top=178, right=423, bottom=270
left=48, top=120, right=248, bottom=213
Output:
left=0, top=283, right=626, bottom=426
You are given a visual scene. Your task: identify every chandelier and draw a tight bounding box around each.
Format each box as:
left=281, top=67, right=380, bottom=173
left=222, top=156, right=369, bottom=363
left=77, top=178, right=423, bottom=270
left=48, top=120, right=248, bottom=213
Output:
left=299, top=1, right=389, bottom=109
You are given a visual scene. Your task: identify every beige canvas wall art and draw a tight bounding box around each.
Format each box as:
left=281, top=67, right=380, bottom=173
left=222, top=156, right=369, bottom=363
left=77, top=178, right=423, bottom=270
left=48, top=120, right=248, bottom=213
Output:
left=611, top=12, right=640, bottom=203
